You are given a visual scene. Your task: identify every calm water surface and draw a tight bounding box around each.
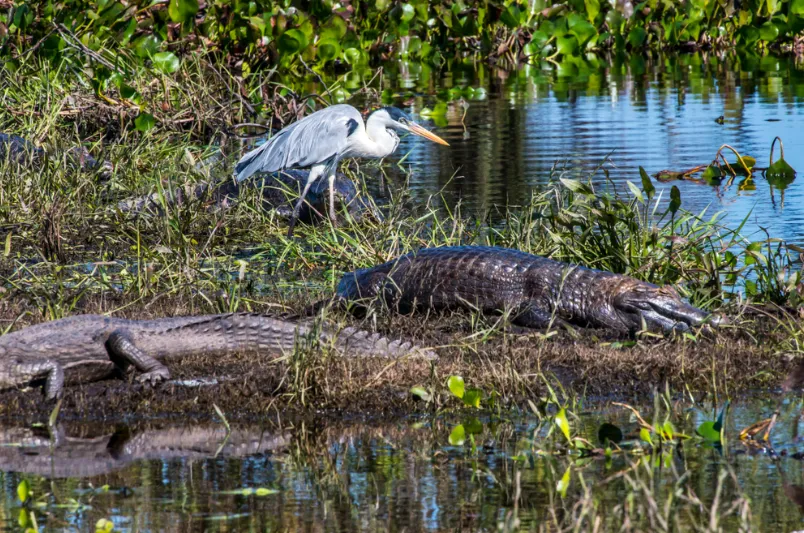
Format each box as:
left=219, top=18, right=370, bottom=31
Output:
left=2, top=399, right=804, bottom=531
left=382, top=54, right=803, bottom=244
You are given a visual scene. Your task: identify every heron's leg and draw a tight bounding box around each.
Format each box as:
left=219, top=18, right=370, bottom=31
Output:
left=328, top=172, right=337, bottom=225
left=287, top=166, right=324, bottom=237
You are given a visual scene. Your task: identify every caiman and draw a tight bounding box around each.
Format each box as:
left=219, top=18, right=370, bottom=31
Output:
left=0, top=132, right=112, bottom=179
left=115, top=169, right=374, bottom=223
left=333, top=246, right=721, bottom=334
left=0, top=422, right=289, bottom=478
left=0, top=313, right=435, bottom=400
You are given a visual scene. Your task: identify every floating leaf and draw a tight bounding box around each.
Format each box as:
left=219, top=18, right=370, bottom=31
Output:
left=597, top=423, right=623, bottom=445
left=410, top=386, right=432, bottom=402
left=448, top=424, right=466, bottom=446
left=555, top=408, right=571, bottom=442
left=464, top=417, right=484, bottom=434
left=697, top=421, right=721, bottom=442
left=448, top=375, right=465, bottom=398
left=463, top=388, right=482, bottom=408
left=316, top=39, right=341, bottom=62
left=95, top=518, right=114, bottom=532
left=218, top=487, right=280, bottom=496
left=766, top=158, right=797, bottom=190
left=152, top=51, right=180, bottom=74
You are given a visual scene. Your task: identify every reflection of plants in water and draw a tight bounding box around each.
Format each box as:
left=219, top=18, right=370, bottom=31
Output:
left=16, top=479, right=114, bottom=532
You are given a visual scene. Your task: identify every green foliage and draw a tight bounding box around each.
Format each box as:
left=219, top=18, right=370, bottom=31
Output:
left=2, top=0, right=803, bottom=76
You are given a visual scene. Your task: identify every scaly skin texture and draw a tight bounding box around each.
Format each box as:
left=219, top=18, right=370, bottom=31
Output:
left=0, top=132, right=112, bottom=178
left=0, top=313, right=435, bottom=399
left=116, top=169, right=374, bottom=222
left=0, top=423, right=289, bottom=478
left=336, top=246, right=719, bottom=334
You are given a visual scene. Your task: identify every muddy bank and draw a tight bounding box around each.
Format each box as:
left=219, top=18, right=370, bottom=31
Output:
left=0, top=297, right=795, bottom=423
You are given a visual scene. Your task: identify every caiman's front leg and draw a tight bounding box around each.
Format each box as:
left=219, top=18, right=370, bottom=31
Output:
left=512, top=305, right=571, bottom=330
left=106, top=331, right=170, bottom=385
left=7, top=360, right=65, bottom=400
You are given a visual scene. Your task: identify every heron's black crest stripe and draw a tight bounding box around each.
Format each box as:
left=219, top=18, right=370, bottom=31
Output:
left=345, top=118, right=359, bottom=136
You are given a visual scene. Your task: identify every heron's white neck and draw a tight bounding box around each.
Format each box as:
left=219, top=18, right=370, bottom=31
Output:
left=363, top=114, right=400, bottom=158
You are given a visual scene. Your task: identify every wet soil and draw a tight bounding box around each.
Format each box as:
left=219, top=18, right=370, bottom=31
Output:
left=0, top=296, right=796, bottom=424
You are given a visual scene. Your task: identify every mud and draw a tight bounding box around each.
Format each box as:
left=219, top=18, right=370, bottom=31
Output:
left=0, top=297, right=796, bottom=423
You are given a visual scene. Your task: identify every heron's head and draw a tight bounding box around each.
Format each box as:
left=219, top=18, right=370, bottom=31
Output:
left=371, top=107, right=449, bottom=146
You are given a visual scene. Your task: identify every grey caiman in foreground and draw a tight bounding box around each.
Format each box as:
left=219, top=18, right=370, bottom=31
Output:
left=334, top=246, right=721, bottom=334
left=0, top=313, right=435, bottom=400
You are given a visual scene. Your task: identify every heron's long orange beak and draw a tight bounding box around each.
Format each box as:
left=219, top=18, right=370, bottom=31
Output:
left=408, top=123, right=450, bottom=146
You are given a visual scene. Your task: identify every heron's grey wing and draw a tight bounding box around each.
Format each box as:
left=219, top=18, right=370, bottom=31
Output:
left=235, top=105, right=363, bottom=182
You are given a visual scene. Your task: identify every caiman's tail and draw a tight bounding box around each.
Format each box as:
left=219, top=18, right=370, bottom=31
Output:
left=330, top=327, right=437, bottom=361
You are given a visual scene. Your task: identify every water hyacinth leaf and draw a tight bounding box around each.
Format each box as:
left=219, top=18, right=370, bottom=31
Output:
left=316, top=39, right=341, bottom=62
left=464, top=417, right=483, bottom=434
left=627, top=27, right=647, bottom=47
left=669, top=186, right=681, bottom=214
left=555, top=408, right=571, bottom=442
left=400, top=3, right=415, bottom=22
left=556, top=35, right=577, bottom=55
left=277, top=29, right=308, bottom=54
left=343, top=48, right=362, bottom=64
left=448, top=375, right=465, bottom=398
left=168, top=0, right=198, bottom=23
left=794, top=0, right=804, bottom=15
left=639, top=166, right=655, bottom=199
left=410, top=386, right=431, bottom=402
left=463, top=388, right=482, bottom=408
left=152, top=52, right=180, bottom=74
left=702, top=165, right=723, bottom=183
left=556, top=465, right=571, bottom=497
left=597, top=423, right=623, bottom=445
left=133, top=35, right=160, bottom=58
left=449, top=424, right=466, bottom=446
left=759, top=21, right=780, bottom=41
left=585, top=0, right=600, bottom=21
left=135, top=112, right=155, bottom=132
left=500, top=5, right=521, bottom=28
left=697, top=421, right=721, bottom=442
left=17, top=479, right=29, bottom=503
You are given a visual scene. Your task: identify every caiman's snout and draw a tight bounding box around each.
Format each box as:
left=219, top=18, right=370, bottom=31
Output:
left=614, top=284, right=721, bottom=333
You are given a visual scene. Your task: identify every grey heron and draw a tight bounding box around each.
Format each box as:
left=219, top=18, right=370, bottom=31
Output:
left=234, top=104, right=449, bottom=236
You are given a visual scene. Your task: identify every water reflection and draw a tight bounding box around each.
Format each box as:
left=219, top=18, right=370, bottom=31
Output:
left=3, top=400, right=804, bottom=531
left=375, top=54, right=804, bottom=244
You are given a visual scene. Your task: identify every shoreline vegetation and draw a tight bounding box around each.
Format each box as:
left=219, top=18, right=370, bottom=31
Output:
left=0, top=1, right=801, bottom=418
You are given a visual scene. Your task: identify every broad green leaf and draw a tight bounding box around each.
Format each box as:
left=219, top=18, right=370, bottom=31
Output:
left=639, top=166, right=655, bottom=199
left=585, top=0, right=600, bottom=21
left=794, top=0, right=804, bottom=15
left=669, top=186, right=681, bottom=214
left=317, top=39, right=341, bottom=62
left=597, top=423, right=623, bottom=445
left=152, top=52, right=180, bottom=74
left=697, top=421, right=721, bottom=442
left=135, top=113, right=155, bottom=132
left=343, top=48, right=362, bottom=64
left=95, top=518, right=114, bottom=532
left=627, top=180, right=644, bottom=202
left=556, top=35, right=578, bottom=55
left=766, top=157, right=796, bottom=189
left=449, top=424, right=466, bottom=445
left=17, top=480, right=29, bottom=503
left=463, top=388, right=482, bottom=408
left=133, top=35, right=160, bottom=58
left=168, top=0, right=198, bottom=23
left=555, top=408, right=571, bottom=442
left=500, top=5, right=521, bottom=28
left=560, top=178, right=594, bottom=195
left=627, top=27, right=647, bottom=48
left=410, top=386, right=431, bottom=402
left=400, top=3, right=415, bottom=22
left=277, top=29, right=309, bottom=55
left=759, top=21, right=780, bottom=42
left=464, top=417, right=484, bottom=434
left=639, top=427, right=653, bottom=445
left=448, top=375, right=465, bottom=398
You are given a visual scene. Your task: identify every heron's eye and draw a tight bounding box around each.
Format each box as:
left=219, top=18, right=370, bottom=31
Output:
left=398, top=117, right=407, bottom=125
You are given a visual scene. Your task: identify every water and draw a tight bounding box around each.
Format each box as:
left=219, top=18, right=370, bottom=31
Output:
left=383, top=54, right=803, bottom=245
left=3, top=399, right=804, bottom=531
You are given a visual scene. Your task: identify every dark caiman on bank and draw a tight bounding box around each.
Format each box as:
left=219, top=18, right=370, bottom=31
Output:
left=115, top=169, right=375, bottom=223
left=0, top=132, right=112, bottom=178
left=334, top=246, right=721, bottom=334
left=0, top=313, right=435, bottom=400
